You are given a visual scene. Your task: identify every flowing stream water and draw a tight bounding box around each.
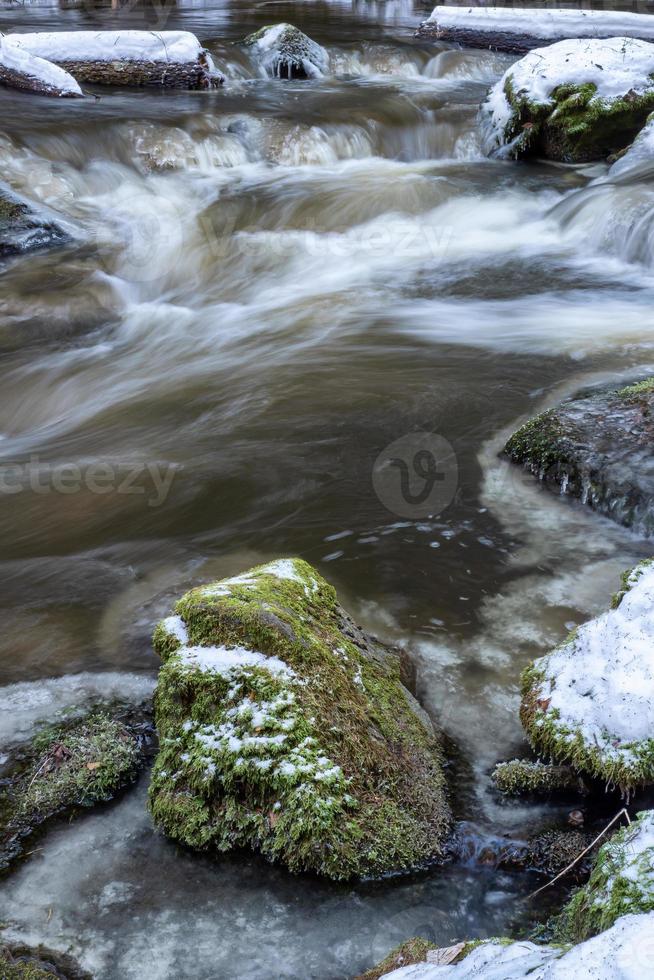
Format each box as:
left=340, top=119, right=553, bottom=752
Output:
left=1, top=2, right=654, bottom=977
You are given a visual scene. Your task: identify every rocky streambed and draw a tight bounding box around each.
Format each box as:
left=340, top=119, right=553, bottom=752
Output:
left=2, top=1, right=654, bottom=978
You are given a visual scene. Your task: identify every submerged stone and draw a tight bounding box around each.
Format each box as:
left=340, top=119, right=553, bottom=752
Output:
left=0, top=182, right=69, bottom=258
left=504, top=378, right=654, bottom=535
left=0, top=710, right=147, bottom=870
left=521, top=559, right=654, bottom=793
left=148, top=558, right=450, bottom=880
left=481, top=37, right=654, bottom=162
left=243, top=24, right=328, bottom=79
left=553, top=810, right=654, bottom=943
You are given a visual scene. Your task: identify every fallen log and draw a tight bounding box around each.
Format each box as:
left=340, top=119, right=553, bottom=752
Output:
left=3, top=30, right=222, bottom=89
left=416, top=6, right=654, bottom=53
left=0, top=36, right=82, bottom=97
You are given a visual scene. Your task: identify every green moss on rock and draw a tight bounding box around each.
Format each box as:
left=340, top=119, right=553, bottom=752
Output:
left=1, top=712, right=142, bottom=870
left=148, top=558, right=450, bottom=880
left=0, top=943, right=91, bottom=979
left=492, top=759, right=586, bottom=796
left=357, top=938, right=437, bottom=979
left=553, top=810, right=654, bottom=943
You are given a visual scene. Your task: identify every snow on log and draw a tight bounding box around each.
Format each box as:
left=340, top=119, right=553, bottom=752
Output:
left=0, top=36, right=82, bottom=97
left=416, top=6, right=654, bottom=53
left=3, top=31, right=222, bottom=89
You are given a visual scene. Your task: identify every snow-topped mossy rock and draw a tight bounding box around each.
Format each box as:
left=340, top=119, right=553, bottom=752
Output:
left=148, top=558, right=450, bottom=880
left=521, top=559, right=654, bottom=793
left=481, top=37, right=654, bottom=162
left=553, top=810, right=654, bottom=944
left=243, top=24, right=328, bottom=79
left=375, top=913, right=654, bottom=977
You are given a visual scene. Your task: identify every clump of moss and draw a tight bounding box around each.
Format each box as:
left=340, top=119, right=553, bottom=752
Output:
left=492, top=759, right=586, bottom=797
left=1, top=713, right=143, bottom=870
left=552, top=810, right=654, bottom=943
left=0, top=943, right=91, bottom=980
left=357, top=938, right=437, bottom=979
left=524, top=829, right=594, bottom=877
left=148, top=558, right=450, bottom=880
left=504, top=409, right=572, bottom=475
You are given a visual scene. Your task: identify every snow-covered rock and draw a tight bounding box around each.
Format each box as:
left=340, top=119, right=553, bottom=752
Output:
left=554, top=811, right=654, bottom=943
left=0, top=35, right=82, bottom=97
left=521, top=559, right=654, bottom=792
left=243, top=23, right=328, bottom=79
left=378, top=913, right=654, bottom=978
left=481, top=37, right=654, bottom=162
left=3, top=30, right=221, bottom=89
left=417, top=7, right=654, bottom=52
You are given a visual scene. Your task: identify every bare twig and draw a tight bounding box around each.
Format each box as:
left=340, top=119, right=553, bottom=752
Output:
left=528, top=807, right=631, bottom=900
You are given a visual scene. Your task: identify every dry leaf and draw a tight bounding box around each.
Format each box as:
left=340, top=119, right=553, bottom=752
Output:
left=426, top=943, right=465, bottom=966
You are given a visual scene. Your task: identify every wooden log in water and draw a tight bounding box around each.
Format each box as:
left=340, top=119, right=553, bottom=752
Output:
left=3, top=30, right=222, bottom=89
left=416, top=6, right=654, bottom=53
left=0, top=37, right=83, bottom=97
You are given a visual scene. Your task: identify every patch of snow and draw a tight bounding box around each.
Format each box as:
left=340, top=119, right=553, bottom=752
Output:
left=4, top=30, right=207, bottom=66
left=0, top=36, right=82, bottom=96
left=426, top=7, right=654, bottom=42
left=160, top=615, right=189, bottom=646
left=262, top=558, right=305, bottom=584
left=176, top=644, right=296, bottom=681
left=382, top=912, right=654, bottom=977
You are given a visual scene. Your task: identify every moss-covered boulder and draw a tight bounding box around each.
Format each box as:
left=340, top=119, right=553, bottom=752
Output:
left=148, top=558, right=450, bottom=880
left=553, top=810, right=654, bottom=943
left=492, top=759, right=586, bottom=797
left=243, top=24, right=328, bottom=79
left=521, top=559, right=654, bottom=794
left=481, top=37, right=654, bottom=162
left=0, top=944, right=91, bottom=980
left=504, top=378, right=654, bottom=534
left=1, top=711, right=145, bottom=870
left=0, top=182, right=69, bottom=258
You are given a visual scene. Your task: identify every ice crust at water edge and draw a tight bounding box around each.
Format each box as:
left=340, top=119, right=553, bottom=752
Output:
left=382, top=912, right=654, bottom=978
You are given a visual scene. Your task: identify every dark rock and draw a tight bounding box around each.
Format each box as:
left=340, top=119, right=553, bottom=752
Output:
left=0, top=183, right=69, bottom=259
left=504, top=378, right=654, bottom=534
